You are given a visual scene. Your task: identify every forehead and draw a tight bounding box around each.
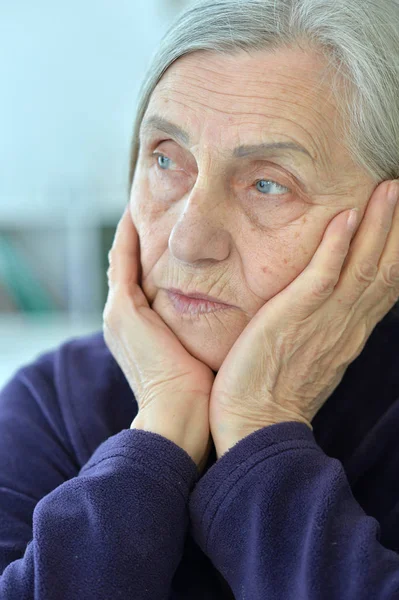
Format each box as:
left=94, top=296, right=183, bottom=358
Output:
left=145, top=48, right=339, bottom=163
left=158, top=46, right=330, bottom=91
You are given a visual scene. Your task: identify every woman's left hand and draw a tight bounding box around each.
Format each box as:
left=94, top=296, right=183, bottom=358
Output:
left=209, top=179, right=399, bottom=458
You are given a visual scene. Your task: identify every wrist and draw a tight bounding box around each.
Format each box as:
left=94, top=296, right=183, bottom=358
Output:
left=130, top=409, right=209, bottom=470
left=212, top=414, right=313, bottom=460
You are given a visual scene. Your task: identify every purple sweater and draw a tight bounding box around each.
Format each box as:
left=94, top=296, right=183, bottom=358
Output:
left=1, top=311, right=399, bottom=599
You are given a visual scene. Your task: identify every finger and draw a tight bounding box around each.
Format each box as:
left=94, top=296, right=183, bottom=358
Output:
left=292, top=208, right=358, bottom=315
left=255, top=207, right=355, bottom=324
left=334, top=180, right=398, bottom=309
left=358, top=180, right=399, bottom=317
left=107, top=206, right=141, bottom=290
left=276, top=180, right=397, bottom=321
left=377, top=181, right=399, bottom=283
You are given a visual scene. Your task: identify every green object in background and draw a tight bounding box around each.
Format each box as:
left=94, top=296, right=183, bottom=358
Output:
left=0, top=232, right=57, bottom=312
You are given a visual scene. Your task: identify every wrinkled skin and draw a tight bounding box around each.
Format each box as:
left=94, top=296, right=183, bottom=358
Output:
left=129, top=46, right=378, bottom=373
left=208, top=180, right=399, bottom=455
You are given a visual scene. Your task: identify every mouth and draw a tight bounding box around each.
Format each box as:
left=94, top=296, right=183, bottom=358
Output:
left=165, top=289, right=236, bottom=316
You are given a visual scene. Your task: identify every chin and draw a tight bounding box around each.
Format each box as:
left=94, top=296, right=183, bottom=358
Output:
left=173, top=328, right=235, bottom=372
left=152, top=294, right=247, bottom=372
left=175, top=330, right=232, bottom=372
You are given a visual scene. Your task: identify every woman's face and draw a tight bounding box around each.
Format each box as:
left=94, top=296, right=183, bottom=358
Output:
left=130, top=47, right=375, bottom=371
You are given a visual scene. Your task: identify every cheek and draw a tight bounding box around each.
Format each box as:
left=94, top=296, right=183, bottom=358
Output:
left=245, top=217, right=321, bottom=302
left=130, top=191, right=165, bottom=231
left=129, top=182, right=171, bottom=286
left=130, top=176, right=169, bottom=241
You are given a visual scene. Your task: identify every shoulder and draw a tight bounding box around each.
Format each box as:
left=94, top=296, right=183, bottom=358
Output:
left=2, top=330, right=137, bottom=466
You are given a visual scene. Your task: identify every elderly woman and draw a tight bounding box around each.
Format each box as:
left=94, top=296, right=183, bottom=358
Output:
left=1, top=0, right=399, bottom=598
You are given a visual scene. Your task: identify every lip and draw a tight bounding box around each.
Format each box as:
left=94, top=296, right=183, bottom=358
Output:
left=167, top=288, right=232, bottom=305
left=165, top=288, right=235, bottom=316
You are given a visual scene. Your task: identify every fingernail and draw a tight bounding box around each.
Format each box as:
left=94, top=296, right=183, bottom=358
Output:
left=388, top=180, right=399, bottom=206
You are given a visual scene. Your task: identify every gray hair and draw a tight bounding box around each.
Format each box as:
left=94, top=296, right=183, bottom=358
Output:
left=127, top=0, right=399, bottom=318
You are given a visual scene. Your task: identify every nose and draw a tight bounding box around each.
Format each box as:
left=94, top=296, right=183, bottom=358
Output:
left=168, top=183, right=231, bottom=265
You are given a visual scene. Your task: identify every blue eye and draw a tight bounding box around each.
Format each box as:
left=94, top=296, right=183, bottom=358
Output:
left=255, top=179, right=289, bottom=195
left=154, top=153, right=289, bottom=196
left=154, top=153, right=172, bottom=170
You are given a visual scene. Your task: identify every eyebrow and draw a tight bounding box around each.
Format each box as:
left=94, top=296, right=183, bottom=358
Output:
left=140, top=115, right=315, bottom=163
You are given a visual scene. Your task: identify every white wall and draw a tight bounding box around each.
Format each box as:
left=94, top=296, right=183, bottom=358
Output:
left=0, top=0, right=194, bottom=387
left=0, top=0, right=191, bottom=202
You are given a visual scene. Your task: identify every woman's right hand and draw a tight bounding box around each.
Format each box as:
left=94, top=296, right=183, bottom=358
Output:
left=103, top=206, right=215, bottom=474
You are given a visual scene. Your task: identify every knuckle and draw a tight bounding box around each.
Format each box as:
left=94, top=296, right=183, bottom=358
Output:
left=107, top=249, right=114, bottom=264
left=106, top=265, right=116, bottom=286
left=380, top=262, right=399, bottom=287
left=388, top=287, right=399, bottom=306
left=310, top=274, right=337, bottom=298
left=352, top=261, right=378, bottom=285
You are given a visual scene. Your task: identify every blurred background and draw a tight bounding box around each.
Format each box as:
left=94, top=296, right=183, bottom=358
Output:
left=0, top=0, right=194, bottom=387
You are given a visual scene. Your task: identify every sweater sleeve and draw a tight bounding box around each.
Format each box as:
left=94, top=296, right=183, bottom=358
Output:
left=0, top=366, right=199, bottom=600
left=189, top=421, right=399, bottom=600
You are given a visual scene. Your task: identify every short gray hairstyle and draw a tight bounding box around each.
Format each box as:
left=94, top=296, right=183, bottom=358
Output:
left=127, top=0, right=399, bottom=318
